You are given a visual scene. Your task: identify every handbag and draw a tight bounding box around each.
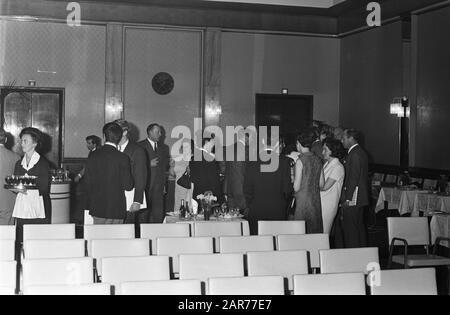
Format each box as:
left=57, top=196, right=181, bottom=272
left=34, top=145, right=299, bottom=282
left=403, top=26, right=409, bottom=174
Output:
left=176, top=169, right=192, bottom=189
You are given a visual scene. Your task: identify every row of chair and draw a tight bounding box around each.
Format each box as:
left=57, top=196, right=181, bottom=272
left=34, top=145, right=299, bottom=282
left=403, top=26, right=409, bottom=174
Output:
left=1, top=254, right=438, bottom=295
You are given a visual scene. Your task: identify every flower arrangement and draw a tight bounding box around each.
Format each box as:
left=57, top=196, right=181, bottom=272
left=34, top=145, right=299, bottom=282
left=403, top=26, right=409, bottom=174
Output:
left=196, top=191, right=218, bottom=220
left=196, top=191, right=218, bottom=205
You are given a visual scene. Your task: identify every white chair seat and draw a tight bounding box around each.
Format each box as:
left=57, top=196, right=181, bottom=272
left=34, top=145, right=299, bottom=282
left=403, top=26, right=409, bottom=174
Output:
left=91, top=239, right=150, bottom=277
left=121, top=280, right=202, bottom=295
left=247, top=250, right=309, bottom=291
left=320, top=248, right=379, bottom=274
left=392, top=255, right=450, bottom=267
left=140, top=223, right=191, bottom=254
left=23, top=224, right=75, bottom=241
left=209, top=276, right=285, bottom=295
left=84, top=224, right=135, bottom=240
left=0, top=261, right=16, bottom=290
left=156, top=237, right=213, bottom=274
left=277, top=234, right=330, bottom=269
left=101, top=256, right=171, bottom=294
left=179, top=253, right=244, bottom=293
left=22, top=257, right=94, bottom=288
left=0, top=287, right=15, bottom=295
left=193, top=222, right=243, bottom=251
left=294, top=273, right=366, bottom=295
left=258, top=221, right=306, bottom=236
left=0, top=226, right=15, bottom=240
left=24, top=283, right=111, bottom=295
left=0, top=240, right=15, bottom=261
left=369, top=268, right=437, bottom=295
left=23, top=239, right=85, bottom=259
left=219, top=236, right=274, bottom=254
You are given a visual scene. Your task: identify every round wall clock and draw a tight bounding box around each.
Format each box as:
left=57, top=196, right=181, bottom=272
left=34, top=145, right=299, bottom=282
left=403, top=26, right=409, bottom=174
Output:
left=152, top=72, right=174, bottom=95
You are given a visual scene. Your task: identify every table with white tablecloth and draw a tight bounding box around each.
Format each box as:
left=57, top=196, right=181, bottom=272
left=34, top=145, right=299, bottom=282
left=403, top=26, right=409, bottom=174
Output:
left=411, top=193, right=450, bottom=217
left=375, top=187, right=429, bottom=215
left=164, top=214, right=250, bottom=236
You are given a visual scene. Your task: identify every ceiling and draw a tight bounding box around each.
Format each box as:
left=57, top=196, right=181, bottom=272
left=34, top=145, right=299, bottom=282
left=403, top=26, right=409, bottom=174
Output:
left=198, top=0, right=348, bottom=9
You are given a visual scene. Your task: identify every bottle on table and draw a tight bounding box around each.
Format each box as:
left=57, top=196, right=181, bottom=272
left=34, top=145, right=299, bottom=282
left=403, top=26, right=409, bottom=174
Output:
left=179, top=199, right=186, bottom=218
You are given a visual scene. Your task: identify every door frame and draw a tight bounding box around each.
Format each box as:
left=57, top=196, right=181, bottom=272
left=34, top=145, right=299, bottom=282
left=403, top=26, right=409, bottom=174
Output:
left=0, top=86, right=65, bottom=166
left=255, top=93, right=314, bottom=129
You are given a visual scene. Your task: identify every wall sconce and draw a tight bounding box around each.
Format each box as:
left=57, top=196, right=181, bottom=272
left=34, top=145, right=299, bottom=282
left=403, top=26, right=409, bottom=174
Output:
left=281, top=88, right=289, bottom=95
left=28, top=80, right=36, bottom=87
left=205, top=100, right=222, bottom=117
left=390, top=97, right=409, bottom=118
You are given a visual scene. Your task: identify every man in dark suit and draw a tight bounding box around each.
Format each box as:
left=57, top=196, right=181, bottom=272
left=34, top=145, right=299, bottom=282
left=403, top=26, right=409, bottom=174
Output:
left=139, top=123, right=170, bottom=223
left=85, top=123, right=133, bottom=224
left=244, top=138, right=293, bottom=235
left=114, top=119, right=147, bottom=224
left=74, top=135, right=102, bottom=183
left=338, top=128, right=369, bottom=248
left=223, top=131, right=251, bottom=210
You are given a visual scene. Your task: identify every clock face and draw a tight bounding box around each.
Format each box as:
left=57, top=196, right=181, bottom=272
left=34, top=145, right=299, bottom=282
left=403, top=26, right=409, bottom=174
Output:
left=152, top=72, right=174, bottom=95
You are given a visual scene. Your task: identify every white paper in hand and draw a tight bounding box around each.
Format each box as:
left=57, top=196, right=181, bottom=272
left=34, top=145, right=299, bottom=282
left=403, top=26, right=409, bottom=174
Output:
left=125, top=189, right=147, bottom=211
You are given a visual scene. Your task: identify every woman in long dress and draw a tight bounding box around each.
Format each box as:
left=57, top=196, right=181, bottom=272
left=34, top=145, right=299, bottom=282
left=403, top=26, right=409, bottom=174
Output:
left=189, top=138, right=222, bottom=202
left=320, top=138, right=346, bottom=234
left=293, top=129, right=325, bottom=234
left=12, top=128, right=51, bottom=242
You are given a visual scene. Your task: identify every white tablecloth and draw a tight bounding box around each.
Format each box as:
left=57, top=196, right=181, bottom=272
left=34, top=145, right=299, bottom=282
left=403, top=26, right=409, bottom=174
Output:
left=430, top=214, right=450, bottom=247
left=375, top=187, right=428, bottom=215
left=411, top=193, right=450, bottom=217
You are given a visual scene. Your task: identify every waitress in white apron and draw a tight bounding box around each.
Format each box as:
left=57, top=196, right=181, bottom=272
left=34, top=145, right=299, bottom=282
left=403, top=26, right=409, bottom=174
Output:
left=12, top=127, right=51, bottom=242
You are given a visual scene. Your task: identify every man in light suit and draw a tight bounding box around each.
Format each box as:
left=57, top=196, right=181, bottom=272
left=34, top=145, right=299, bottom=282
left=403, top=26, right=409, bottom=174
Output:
left=337, top=128, right=369, bottom=248
left=114, top=119, right=147, bottom=224
left=139, top=123, right=170, bottom=223
left=0, top=129, right=20, bottom=225
left=85, top=123, right=133, bottom=224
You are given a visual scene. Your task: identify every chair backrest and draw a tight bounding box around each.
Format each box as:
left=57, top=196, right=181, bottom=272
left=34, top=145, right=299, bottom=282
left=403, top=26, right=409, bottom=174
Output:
left=387, top=217, right=430, bottom=246
left=156, top=237, right=214, bottom=274
left=0, top=226, right=15, bottom=240
left=140, top=223, right=191, bottom=254
left=23, top=239, right=85, bottom=259
left=83, top=224, right=135, bottom=240
left=294, top=273, right=366, bottom=295
left=0, top=287, right=15, bottom=295
left=91, top=239, right=150, bottom=276
left=209, top=276, right=285, bottom=295
left=277, top=234, right=330, bottom=269
left=258, top=221, right=306, bottom=236
left=23, top=224, right=75, bottom=241
left=24, top=283, right=111, bottom=295
left=179, top=253, right=244, bottom=293
left=219, top=236, right=274, bottom=254
left=369, top=268, right=437, bottom=295
left=120, top=280, right=202, bottom=295
left=101, top=256, right=170, bottom=294
left=193, top=222, right=242, bottom=251
left=0, top=240, right=15, bottom=261
left=320, top=248, right=379, bottom=274
left=0, top=261, right=16, bottom=290
left=22, top=257, right=94, bottom=288
left=247, top=250, right=309, bottom=291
